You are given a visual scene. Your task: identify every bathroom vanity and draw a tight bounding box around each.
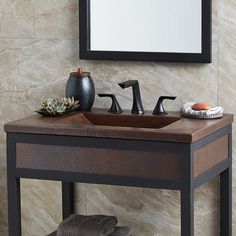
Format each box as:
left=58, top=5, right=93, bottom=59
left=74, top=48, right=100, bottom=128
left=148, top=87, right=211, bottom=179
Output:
left=4, top=109, right=233, bottom=236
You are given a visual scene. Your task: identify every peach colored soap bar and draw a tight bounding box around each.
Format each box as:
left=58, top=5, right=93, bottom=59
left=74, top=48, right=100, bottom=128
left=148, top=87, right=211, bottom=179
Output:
left=192, top=103, right=213, bottom=111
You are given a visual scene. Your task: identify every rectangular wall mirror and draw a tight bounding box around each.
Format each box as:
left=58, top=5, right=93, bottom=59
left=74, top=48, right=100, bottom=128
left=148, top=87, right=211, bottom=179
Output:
left=79, top=0, right=211, bottom=63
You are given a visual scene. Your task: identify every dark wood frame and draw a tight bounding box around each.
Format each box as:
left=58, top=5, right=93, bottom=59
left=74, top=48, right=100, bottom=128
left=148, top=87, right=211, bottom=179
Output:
left=79, top=0, right=212, bottom=63
left=6, top=125, right=232, bottom=236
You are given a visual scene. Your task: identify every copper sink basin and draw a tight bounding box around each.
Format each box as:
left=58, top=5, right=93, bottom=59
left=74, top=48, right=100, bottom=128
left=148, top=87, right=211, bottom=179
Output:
left=66, top=112, right=181, bottom=129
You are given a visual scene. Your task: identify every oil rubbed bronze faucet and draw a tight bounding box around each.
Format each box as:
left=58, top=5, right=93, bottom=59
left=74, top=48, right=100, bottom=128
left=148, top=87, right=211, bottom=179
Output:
left=118, top=80, right=144, bottom=114
left=153, top=96, right=176, bottom=115
left=98, top=94, right=123, bottom=114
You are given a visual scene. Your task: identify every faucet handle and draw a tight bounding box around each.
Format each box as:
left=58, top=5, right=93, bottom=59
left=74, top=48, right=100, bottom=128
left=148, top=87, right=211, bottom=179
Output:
left=153, top=96, right=176, bottom=115
left=98, top=94, right=123, bottom=114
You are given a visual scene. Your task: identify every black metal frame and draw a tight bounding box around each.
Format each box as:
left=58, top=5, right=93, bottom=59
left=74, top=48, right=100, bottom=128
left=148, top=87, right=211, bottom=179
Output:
left=79, top=0, right=212, bottom=63
left=6, top=125, right=232, bottom=236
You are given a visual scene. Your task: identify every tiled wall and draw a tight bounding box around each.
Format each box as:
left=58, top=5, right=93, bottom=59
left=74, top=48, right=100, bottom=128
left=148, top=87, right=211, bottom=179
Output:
left=0, top=0, right=235, bottom=235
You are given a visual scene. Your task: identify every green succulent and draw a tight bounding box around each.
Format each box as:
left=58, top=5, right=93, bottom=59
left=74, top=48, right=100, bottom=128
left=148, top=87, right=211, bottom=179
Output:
left=62, top=97, right=80, bottom=110
left=40, top=97, right=79, bottom=115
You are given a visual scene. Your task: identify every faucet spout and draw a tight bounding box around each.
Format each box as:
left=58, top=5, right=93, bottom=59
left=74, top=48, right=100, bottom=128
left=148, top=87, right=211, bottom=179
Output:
left=119, top=80, right=137, bottom=89
left=118, top=80, right=144, bottom=114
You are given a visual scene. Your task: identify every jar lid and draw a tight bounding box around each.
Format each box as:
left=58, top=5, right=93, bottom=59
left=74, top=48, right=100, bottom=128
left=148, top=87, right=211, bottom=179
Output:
left=70, top=68, right=90, bottom=77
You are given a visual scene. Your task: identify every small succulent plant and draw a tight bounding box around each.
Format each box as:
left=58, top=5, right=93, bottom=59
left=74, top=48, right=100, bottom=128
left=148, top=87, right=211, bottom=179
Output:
left=62, top=97, right=80, bottom=110
left=38, top=97, right=79, bottom=116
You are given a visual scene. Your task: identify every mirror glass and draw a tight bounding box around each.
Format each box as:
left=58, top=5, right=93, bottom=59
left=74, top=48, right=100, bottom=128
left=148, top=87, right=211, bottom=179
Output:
left=90, top=0, right=202, bottom=53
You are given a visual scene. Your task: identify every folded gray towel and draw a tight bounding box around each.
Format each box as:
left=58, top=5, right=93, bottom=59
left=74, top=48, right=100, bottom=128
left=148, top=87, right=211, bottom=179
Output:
left=109, top=227, right=132, bottom=236
left=56, top=215, right=118, bottom=236
left=47, top=232, right=56, bottom=236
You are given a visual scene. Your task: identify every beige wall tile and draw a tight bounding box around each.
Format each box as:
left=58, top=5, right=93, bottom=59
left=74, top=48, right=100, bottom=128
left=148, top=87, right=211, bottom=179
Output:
left=21, top=180, right=62, bottom=236
left=86, top=185, right=180, bottom=236
left=0, top=39, right=79, bottom=123
left=213, top=0, right=219, bottom=42
left=0, top=0, right=79, bottom=39
left=81, top=43, right=218, bottom=112
left=0, top=168, right=8, bottom=236
left=218, top=0, right=236, bottom=113
left=0, top=0, right=235, bottom=235
left=74, top=184, right=87, bottom=215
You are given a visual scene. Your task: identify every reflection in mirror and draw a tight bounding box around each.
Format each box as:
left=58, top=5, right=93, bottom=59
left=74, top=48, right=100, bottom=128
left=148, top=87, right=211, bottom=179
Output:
left=90, top=0, right=202, bottom=53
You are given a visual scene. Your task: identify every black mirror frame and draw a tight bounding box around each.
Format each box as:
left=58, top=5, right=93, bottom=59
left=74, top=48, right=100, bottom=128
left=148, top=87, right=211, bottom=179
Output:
left=79, top=0, right=212, bottom=63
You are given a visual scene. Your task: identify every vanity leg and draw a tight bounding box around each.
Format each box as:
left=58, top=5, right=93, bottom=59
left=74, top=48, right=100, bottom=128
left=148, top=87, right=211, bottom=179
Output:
left=62, top=182, right=75, bottom=219
left=220, top=167, right=232, bottom=236
left=7, top=177, right=21, bottom=236
left=7, top=134, right=21, bottom=236
left=181, top=188, right=194, bottom=236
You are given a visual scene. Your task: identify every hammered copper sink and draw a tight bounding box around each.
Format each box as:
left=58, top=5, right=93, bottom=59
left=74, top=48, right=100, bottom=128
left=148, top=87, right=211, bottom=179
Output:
left=64, top=112, right=181, bottom=129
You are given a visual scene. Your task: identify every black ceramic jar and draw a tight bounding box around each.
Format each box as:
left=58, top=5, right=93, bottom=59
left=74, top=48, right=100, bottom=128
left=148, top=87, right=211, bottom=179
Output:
left=66, top=68, right=95, bottom=111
